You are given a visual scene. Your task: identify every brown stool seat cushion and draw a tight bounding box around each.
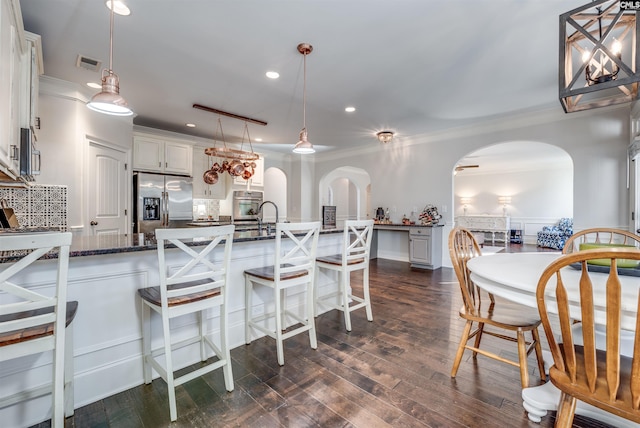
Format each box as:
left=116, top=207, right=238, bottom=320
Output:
left=0, top=301, right=79, bottom=347
left=138, top=279, right=221, bottom=307
left=244, top=264, right=309, bottom=281
left=316, top=254, right=365, bottom=266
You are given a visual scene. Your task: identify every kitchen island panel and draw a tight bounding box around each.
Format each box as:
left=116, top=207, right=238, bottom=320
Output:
left=0, top=231, right=343, bottom=428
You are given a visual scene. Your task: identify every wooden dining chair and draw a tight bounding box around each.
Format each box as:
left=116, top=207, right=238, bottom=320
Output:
left=536, top=248, right=640, bottom=427
left=562, top=228, right=640, bottom=330
left=245, top=221, right=321, bottom=366
left=0, top=232, right=77, bottom=428
left=563, top=227, right=640, bottom=254
left=315, top=219, right=374, bottom=331
left=138, top=225, right=235, bottom=422
left=449, top=227, right=546, bottom=388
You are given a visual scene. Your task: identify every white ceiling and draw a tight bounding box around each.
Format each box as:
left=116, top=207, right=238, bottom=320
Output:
left=19, top=0, right=589, bottom=156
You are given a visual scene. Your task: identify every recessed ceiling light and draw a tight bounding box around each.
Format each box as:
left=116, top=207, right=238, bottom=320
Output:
left=186, top=123, right=196, bottom=128
left=86, top=82, right=102, bottom=89
left=345, top=106, right=356, bottom=112
left=255, top=138, right=263, bottom=142
left=105, top=0, right=131, bottom=16
left=266, top=71, right=280, bottom=79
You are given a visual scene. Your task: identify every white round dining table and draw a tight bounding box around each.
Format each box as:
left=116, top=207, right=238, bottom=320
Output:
left=468, top=252, right=640, bottom=331
left=467, top=252, right=559, bottom=307
left=466, top=252, right=640, bottom=428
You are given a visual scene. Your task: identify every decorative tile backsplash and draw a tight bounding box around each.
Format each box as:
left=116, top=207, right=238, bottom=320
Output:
left=0, top=184, right=68, bottom=229
left=193, top=198, right=220, bottom=220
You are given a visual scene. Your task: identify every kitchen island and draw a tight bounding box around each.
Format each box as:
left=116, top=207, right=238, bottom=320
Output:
left=0, top=227, right=344, bottom=427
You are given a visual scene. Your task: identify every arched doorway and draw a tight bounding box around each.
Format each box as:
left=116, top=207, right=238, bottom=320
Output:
left=318, top=166, right=371, bottom=227
left=453, top=141, right=573, bottom=245
left=263, top=167, right=287, bottom=222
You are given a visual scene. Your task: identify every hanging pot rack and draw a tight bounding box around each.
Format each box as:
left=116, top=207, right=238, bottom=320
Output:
left=203, top=146, right=259, bottom=161
left=193, top=103, right=267, bottom=127
left=202, top=118, right=259, bottom=184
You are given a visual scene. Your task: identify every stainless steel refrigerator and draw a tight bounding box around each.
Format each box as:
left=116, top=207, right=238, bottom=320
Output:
left=133, top=172, right=193, bottom=236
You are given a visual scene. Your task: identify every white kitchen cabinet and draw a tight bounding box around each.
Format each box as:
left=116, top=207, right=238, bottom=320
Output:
left=233, top=154, right=263, bottom=187
left=133, top=135, right=192, bottom=175
left=164, top=141, right=192, bottom=174
left=409, top=226, right=442, bottom=269
left=0, top=0, right=24, bottom=178
left=21, top=32, right=41, bottom=132
left=0, top=4, right=40, bottom=181
left=192, top=146, right=226, bottom=199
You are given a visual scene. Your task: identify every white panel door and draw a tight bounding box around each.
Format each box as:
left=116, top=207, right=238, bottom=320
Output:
left=87, top=141, right=128, bottom=237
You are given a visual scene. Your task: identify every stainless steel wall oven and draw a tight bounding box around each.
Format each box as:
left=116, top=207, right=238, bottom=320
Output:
left=232, top=191, right=263, bottom=222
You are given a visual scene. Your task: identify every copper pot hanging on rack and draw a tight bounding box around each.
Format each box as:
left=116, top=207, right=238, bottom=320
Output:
left=228, top=159, right=245, bottom=177
left=203, top=168, right=218, bottom=185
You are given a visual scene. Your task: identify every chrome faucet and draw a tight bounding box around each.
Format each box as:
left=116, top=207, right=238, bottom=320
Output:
left=257, top=200, right=279, bottom=233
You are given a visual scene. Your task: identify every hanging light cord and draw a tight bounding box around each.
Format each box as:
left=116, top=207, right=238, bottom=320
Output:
left=108, top=1, right=114, bottom=73
left=302, top=50, right=307, bottom=130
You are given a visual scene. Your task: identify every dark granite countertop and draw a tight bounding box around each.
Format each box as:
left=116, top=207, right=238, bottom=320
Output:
left=374, top=223, right=444, bottom=228
left=0, top=227, right=344, bottom=263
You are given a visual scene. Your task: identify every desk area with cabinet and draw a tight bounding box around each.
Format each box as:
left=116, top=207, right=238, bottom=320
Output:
left=373, top=224, right=443, bottom=270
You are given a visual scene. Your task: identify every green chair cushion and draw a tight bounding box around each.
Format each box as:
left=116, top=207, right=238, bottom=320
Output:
left=579, top=243, right=639, bottom=268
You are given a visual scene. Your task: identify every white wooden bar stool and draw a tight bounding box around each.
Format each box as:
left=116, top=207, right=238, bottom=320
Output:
left=244, top=221, right=321, bottom=366
left=315, top=219, right=374, bottom=331
left=0, top=232, right=77, bottom=428
left=138, top=225, right=235, bottom=422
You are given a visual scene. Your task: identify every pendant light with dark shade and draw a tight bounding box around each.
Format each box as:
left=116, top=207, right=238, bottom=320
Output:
left=87, top=0, right=133, bottom=116
left=293, top=43, right=315, bottom=154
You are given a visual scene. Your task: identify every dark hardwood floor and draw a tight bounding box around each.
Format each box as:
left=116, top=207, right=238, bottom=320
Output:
left=36, top=243, right=615, bottom=427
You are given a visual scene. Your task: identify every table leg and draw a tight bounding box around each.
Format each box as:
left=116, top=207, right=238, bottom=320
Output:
left=523, top=346, right=639, bottom=427
left=522, top=382, right=639, bottom=427
left=521, top=381, right=557, bottom=422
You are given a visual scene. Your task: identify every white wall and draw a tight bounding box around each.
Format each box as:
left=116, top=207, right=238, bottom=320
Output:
left=318, top=166, right=371, bottom=223
left=454, top=164, right=574, bottom=243
left=331, top=178, right=348, bottom=221
left=38, top=77, right=133, bottom=233
left=455, top=167, right=573, bottom=219
left=35, top=77, right=632, bottom=267
left=263, top=167, right=287, bottom=222
left=313, top=105, right=631, bottom=266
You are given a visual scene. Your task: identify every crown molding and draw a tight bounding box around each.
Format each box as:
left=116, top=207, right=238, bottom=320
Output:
left=312, top=102, right=630, bottom=163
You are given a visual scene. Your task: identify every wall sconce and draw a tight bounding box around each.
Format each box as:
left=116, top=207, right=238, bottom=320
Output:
left=498, top=196, right=512, bottom=215
left=460, top=197, right=472, bottom=216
